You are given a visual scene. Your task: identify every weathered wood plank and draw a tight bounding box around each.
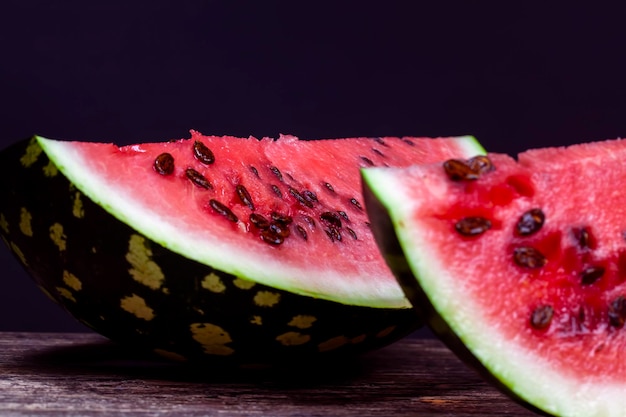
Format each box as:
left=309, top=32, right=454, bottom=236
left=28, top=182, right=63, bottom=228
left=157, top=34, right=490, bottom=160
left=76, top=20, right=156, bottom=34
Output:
left=0, top=332, right=536, bottom=416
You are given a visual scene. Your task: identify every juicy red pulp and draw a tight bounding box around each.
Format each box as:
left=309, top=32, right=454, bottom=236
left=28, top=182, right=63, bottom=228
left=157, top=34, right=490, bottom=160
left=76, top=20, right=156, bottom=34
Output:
left=105, top=132, right=483, bottom=284
left=153, top=147, right=367, bottom=249
left=433, top=154, right=626, bottom=378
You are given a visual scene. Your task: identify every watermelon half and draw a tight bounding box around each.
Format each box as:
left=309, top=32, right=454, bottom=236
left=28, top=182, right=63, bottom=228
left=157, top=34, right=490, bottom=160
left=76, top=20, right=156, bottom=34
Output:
left=0, top=131, right=483, bottom=364
left=363, top=140, right=626, bottom=416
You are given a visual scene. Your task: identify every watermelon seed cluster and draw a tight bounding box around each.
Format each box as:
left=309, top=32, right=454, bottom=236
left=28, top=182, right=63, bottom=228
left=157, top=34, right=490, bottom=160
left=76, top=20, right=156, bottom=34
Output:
left=444, top=155, right=626, bottom=334
left=151, top=140, right=368, bottom=247
left=257, top=212, right=293, bottom=245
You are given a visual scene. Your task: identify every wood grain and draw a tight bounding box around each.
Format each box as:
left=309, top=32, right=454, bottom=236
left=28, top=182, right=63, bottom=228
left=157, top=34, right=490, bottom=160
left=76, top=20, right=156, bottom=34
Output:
left=0, top=332, right=537, bottom=416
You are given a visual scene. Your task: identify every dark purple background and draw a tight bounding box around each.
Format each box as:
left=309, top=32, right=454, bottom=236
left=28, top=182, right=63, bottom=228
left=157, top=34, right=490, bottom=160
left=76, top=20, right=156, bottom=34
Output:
left=2, top=2, right=626, bottom=332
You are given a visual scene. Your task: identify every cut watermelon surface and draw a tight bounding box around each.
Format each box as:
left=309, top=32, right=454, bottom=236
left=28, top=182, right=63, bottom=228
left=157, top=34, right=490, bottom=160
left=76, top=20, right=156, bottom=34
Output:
left=0, top=132, right=483, bottom=363
left=363, top=139, right=626, bottom=417
left=37, top=132, right=482, bottom=307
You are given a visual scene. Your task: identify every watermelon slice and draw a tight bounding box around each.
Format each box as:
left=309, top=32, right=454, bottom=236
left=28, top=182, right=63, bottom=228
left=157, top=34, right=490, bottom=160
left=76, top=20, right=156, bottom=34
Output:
left=363, top=140, right=626, bottom=416
left=0, top=132, right=483, bottom=363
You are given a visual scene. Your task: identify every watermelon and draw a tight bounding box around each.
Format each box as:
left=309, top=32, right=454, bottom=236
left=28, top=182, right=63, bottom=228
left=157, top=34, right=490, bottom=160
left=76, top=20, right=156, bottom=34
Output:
left=363, top=140, right=626, bottom=417
left=0, top=131, right=484, bottom=364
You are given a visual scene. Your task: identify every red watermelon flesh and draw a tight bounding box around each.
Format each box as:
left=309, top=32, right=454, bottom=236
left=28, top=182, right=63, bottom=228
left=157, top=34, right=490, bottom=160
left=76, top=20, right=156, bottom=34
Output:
left=37, top=131, right=484, bottom=308
left=363, top=139, right=626, bottom=416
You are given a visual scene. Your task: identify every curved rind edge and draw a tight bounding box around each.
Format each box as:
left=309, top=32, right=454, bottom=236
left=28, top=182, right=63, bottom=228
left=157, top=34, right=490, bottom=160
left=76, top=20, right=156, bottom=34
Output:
left=0, top=137, right=421, bottom=363
left=33, top=135, right=414, bottom=308
left=361, top=165, right=558, bottom=417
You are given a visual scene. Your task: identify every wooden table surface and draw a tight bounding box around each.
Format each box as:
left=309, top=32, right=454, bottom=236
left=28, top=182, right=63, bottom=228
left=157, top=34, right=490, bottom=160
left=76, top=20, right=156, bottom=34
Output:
left=0, top=332, right=538, bottom=416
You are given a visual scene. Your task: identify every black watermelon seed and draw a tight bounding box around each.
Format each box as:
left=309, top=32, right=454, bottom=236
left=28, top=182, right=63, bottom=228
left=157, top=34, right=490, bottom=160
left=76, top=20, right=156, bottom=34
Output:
left=193, top=141, right=215, bottom=165
left=320, top=212, right=342, bottom=229
left=250, top=166, right=260, bottom=178
left=530, top=305, right=553, bottom=330
left=516, top=208, right=545, bottom=236
left=373, top=137, right=388, bottom=147
left=271, top=185, right=282, bottom=198
left=350, top=198, right=363, bottom=210
left=338, top=211, right=349, bottom=222
left=289, top=187, right=314, bottom=208
left=609, top=295, right=626, bottom=328
left=574, top=227, right=596, bottom=250
left=347, top=227, right=357, bottom=240
left=260, top=229, right=284, bottom=245
left=302, top=190, right=318, bottom=203
left=269, top=222, right=290, bottom=238
left=513, top=246, right=547, bottom=269
left=443, top=159, right=479, bottom=181
left=236, top=184, right=255, bottom=210
left=402, top=138, right=415, bottom=146
left=249, top=213, right=270, bottom=229
left=372, top=148, right=384, bottom=157
left=467, top=155, right=495, bottom=174
left=270, top=166, right=283, bottom=182
left=296, top=225, right=308, bottom=241
left=154, top=153, right=175, bottom=175
left=325, top=227, right=342, bottom=242
left=581, top=265, right=605, bottom=285
left=360, top=156, right=375, bottom=166
left=271, top=212, right=293, bottom=225
left=186, top=168, right=212, bottom=189
left=455, top=217, right=491, bottom=236
left=324, top=182, right=335, bottom=193
left=209, top=199, right=238, bottom=222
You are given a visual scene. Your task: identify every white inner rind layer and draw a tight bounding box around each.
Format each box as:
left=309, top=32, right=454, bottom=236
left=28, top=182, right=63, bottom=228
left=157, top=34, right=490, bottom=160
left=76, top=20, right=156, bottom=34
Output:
left=37, top=135, right=484, bottom=308
left=362, top=166, right=626, bottom=417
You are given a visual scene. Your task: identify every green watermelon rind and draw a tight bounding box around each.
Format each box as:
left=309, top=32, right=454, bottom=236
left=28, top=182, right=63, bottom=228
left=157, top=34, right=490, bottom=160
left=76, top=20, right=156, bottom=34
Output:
left=0, top=138, right=419, bottom=363
left=362, top=165, right=624, bottom=417
left=36, top=135, right=486, bottom=309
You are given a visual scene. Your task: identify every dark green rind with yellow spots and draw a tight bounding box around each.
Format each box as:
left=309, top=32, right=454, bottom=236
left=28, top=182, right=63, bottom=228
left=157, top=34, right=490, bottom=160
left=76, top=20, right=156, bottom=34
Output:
left=0, top=137, right=420, bottom=365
